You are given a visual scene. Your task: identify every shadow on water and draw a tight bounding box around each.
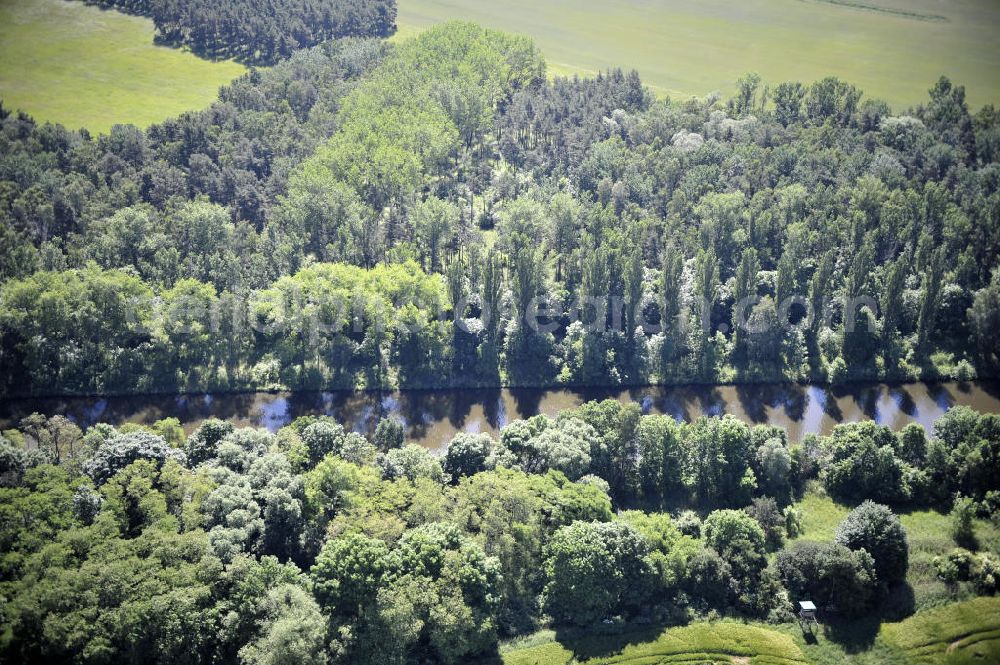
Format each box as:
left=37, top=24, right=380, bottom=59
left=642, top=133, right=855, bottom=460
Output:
left=888, top=385, right=918, bottom=417
left=398, top=390, right=455, bottom=441
left=483, top=390, right=508, bottom=430
left=980, top=379, right=1000, bottom=400
left=735, top=383, right=807, bottom=424
left=735, top=384, right=770, bottom=423
left=927, top=383, right=956, bottom=411
left=820, top=386, right=845, bottom=422
left=853, top=385, right=881, bottom=421
left=567, top=385, right=625, bottom=409
left=693, top=385, right=726, bottom=418
left=651, top=388, right=691, bottom=423
left=446, top=389, right=478, bottom=430
left=2, top=380, right=999, bottom=449
left=508, top=387, right=546, bottom=420
left=781, top=384, right=809, bottom=422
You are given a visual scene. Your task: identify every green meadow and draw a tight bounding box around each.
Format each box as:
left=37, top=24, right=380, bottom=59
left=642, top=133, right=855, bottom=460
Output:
left=502, top=622, right=809, bottom=665
left=502, top=487, right=1000, bottom=665
left=500, top=598, right=1000, bottom=664
left=0, top=0, right=245, bottom=133
left=397, top=0, right=1000, bottom=109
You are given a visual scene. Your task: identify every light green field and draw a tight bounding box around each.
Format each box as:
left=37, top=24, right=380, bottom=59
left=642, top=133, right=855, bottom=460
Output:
left=397, top=0, right=1000, bottom=110
left=501, top=492, right=1000, bottom=665
left=0, top=0, right=245, bottom=133
left=501, top=598, right=1000, bottom=664
left=502, top=622, right=808, bottom=665
left=881, top=597, right=1000, bottom=665
left=789, top=486, right=1000, bottom=609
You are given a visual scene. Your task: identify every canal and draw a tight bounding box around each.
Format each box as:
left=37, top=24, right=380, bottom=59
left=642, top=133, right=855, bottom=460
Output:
left=2, top=380, right=999, bottom=449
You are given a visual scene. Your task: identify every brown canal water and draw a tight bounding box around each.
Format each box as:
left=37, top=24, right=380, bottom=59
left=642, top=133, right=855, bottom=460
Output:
left=2, top=381, right=999, bottom=450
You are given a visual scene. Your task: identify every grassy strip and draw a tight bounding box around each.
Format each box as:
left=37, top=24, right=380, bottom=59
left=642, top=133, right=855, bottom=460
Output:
left=881, top=597, right=1000, bottom=664
left=502, top=622, right=807, bottom=665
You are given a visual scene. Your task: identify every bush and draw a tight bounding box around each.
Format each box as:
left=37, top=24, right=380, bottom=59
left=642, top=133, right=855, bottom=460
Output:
left=380, top=444, right=445, bottom=483
left=933, top=548, right=975, bottom=584
left=775, top=541, right=877, bottom=617
left=312, top=532, right=391, bottom=614
left=577, top=474, right=611, bottom=494
left=783, top=505, right=803, bottom=539
left=676, top=510, right=702, bottom=538
left=443, top=432, right=494, bottom=480
left=745, top=497, right=785, bottom=551
left=373, top=418, right=405, bottom=451
left=301, top=422, right=375, bottom=466
left=84, top=431, right=186, bottom=485
left=300, top=422, right=347, bottom=463
left=703, top=509, right=773, bottom=612
left=835, top=501, right=909, bottom=583
left=0, top=436, right=28, bottom=486
left=950, top=496, right=977, bottom=548
left=186, top=418, right=235, bottom=465
left=684, top=548, right=735, bottom=610
left=542, top=521, right=654, bottom=625
left=973, top=553, right=999, bottom=594
left=756, top=438, right=792, bottom=501
left=704, top=509, right=767, bottom=558
left=821, top=422, right=910, bottom=503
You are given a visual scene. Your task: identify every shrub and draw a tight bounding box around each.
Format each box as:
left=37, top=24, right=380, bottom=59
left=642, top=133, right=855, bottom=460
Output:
left=703, top=509, right=773, bottom=612
left=745, top=497, right=785, bottom=551
left=84, top=431, right=186, bottom=485
left=373, top=418, right=405, bottom=451
left=835, top=501, right=909, bottom=583
left=185, top=418, right=235, bottom=465
left=756, top=438, right=792, bottom=501
left=950, top=496, right=977, bottom=548
left=443, top=432, right=494, bottom=480
left=973, top=553, right=999, bottom=594
left=933, top=548, right=975, bottom=584
left=380, top=444, right=445, bottom=483
left=783, top=505, right=803, bottom=539
left=704, top=509, right=767, bottom=558
left=577, top=474, right=611, bottom=494
left=676, top=510, right=702, bottom=538
left=684, top=548, right=735, bottom=610
left=542, top=521, right=653, bottom=625
left=775, top=541, right=877, bottom=617
left=822, top=422, right=910, bottom=503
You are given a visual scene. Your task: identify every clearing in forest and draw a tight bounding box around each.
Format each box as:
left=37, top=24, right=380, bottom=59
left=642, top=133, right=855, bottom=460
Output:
left=0, top=0, right=245, bottom=133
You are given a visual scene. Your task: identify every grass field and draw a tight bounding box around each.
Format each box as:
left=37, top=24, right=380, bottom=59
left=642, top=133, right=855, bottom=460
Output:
left=502, top=622, right=809, bottom=665
left=789, top=485, right=1000, bottom=610
left=396, top=0, right=1000, bottom=109
left=501, top=598, right=1000, bottom=664
left=500, top=493, right=1000, bottom=664
left=881, top=597, right=1000, bottom=665
left=0, top=0, right=245, bottom=133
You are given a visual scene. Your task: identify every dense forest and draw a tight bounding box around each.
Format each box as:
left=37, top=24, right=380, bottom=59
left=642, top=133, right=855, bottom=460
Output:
left=2, top=8, right=1000, bottom=664
left=1, top=397, right=998, bottom=663
left=76, top=0, right=397, bottom=64
left=1, top=23, right=998, bottom=398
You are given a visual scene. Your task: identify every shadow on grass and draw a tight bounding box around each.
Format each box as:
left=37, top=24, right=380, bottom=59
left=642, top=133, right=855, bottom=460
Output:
left=474, top=620, right=678, bottom=665
left=551, top=619, right=677, bottom=661
left=821, top=582, right=916, bottom=653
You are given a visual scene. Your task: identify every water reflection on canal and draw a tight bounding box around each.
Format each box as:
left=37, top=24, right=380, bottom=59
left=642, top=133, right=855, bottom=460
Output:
left=2, top=381, right=998, bottom=450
